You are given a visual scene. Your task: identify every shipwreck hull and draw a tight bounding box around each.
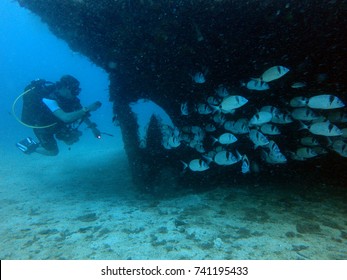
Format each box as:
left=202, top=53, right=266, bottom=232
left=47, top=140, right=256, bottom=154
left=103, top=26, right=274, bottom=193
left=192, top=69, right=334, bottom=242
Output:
left=17, top=0, right=347, bottom=190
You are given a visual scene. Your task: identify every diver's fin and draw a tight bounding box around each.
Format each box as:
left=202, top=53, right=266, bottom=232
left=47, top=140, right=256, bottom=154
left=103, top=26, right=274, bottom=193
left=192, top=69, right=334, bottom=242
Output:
left=16, top=137, right=39, bottom=154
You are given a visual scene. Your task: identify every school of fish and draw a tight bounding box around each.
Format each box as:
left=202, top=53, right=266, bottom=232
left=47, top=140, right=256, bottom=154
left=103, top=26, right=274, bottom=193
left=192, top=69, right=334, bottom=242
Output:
left=154, top=65, right=346, bottom=172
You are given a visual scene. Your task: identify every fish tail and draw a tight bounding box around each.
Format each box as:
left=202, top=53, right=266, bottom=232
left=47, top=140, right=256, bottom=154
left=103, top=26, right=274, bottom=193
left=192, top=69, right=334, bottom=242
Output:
left=211, top=136, right=218, bottom=145
left=202, top=155, right=213, bottom=164
left=180, top=160, right=188, bottom=170
left=210, top=104, right=220, bottom=114
left=298, top=121, right=308, bottom=131
left=326, top=137, right=333, bottom=147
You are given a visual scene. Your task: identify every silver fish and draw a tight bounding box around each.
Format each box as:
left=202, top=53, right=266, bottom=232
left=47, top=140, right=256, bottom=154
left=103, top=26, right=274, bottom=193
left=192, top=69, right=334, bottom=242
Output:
left=215, top=85, right=230, bottom=97
left=262, top=150, right=287, bottom=164
left=300, top=137, right=319, bottom=146
left=289, top=96, right=309, bottom=108
left=212, top=113, right=226, bottom=125
left=168, top=136, right=181, bottom=148
left=331, top=139, right=347, bottom=157
left=260, top=123, right=281, bottom=135
left=271, top=113, right=293, bottom=124
left=181, top=159, right=209, bottom=172
left=307, top=94, right=345, bottom=110
left=311, top=116, right=326, bottom=123
left=205, top=123, right=216, bottom=132
left=312, top=146, right=328, bottom=156
left=291, top=82, right=307, bottom=89
left=223, top=121, right=237, bottom=133
left=249, top=111, right=272, bottom=126
left=213, top=150, right=241, bottom=166
left=249, top=129, right=269, bottom=148
left=267, top=140, right=281, bottom=154
left=207, top=96, right=221, bottom=106
left=206, top=150, right=217, bottom=160
left=224, top=119, right=250, bottom=134
left=260, top=105, right=280, bottom=116
left=191, top=72, right=206, bottom=83
left=192, top=129, right=205, bottom=142
left=291, top=108, right=319, bottom=121
left=212, top=133, right=238, bottom=145
left=161, top=125, right=180, bottom=138
left=265, top=140, right=287, bottom=163
left=162, top=138, right=172, bottom=149
left=234, top=118, right=250, bottom=134
left=191, top=126, right=204, bottom=135
left=289, top=152, right=307, bottom=161
left=244, top=79, right=269, bottom=91
left=301, top=121, right=342, bottom=136
left=241, top=154, right=250, bottom=174
left=260, top=65, right=290, bottom=82
left=271, top=151, right=287, bottom=163
left=181, top=102, right=189, bottom=115
left=196, top=103, right=213, bottom=115
left=189, top=139, right=199, bottom=149
left=295, top=147, right=318, bottom=159
left=217, top=95, right=248, bottom=112
left=194, top=142, right=206, bottom=153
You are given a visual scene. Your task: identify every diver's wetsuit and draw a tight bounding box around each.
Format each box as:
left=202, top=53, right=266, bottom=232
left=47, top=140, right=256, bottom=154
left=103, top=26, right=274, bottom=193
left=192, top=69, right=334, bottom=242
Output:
left=31, top=89, right=83, bottom=152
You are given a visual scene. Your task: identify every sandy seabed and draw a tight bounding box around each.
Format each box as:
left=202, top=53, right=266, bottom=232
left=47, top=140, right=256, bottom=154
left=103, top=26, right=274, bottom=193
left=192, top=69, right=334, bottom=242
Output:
left=1, top=136, right=347, bottom=260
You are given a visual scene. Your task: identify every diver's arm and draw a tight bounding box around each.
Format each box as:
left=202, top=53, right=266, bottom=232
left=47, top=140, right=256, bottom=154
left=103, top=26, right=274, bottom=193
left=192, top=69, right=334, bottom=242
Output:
left=53, top=108, right=87, bottom=123
left=43, top=98, right=87, bottom=123
left=52, top=101, right=102, bottom=123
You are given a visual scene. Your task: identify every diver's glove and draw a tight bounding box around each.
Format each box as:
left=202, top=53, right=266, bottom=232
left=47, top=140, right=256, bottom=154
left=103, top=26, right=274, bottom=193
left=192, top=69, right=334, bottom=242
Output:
left=89, top=122, right=101, bottom=139
left=16, top=137, right=39, bottom=154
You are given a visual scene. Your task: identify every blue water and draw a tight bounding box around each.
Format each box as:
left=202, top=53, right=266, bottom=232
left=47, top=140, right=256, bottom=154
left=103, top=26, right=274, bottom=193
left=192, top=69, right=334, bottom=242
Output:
left=0, top=0, right=113, bottom=151
left=1, top=1, right=346, bottom=260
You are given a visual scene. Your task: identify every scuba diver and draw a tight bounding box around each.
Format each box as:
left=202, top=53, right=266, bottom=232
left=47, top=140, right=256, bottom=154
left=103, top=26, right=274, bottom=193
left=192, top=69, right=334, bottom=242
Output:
left=15, top=75, right=102, bottom=156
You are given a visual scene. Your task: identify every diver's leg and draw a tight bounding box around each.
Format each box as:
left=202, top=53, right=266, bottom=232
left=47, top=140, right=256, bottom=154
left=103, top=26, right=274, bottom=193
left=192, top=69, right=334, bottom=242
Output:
left=33, top=128, right=59, bottom=156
